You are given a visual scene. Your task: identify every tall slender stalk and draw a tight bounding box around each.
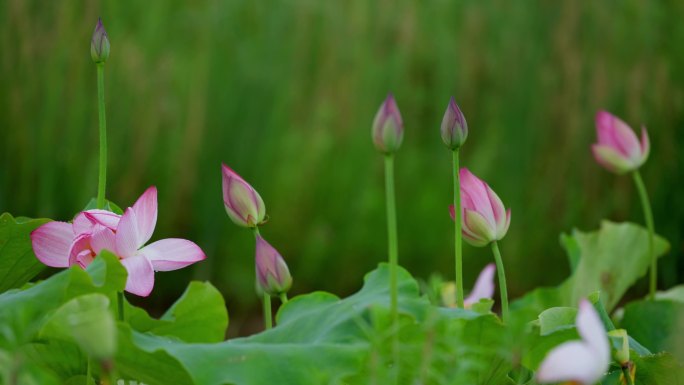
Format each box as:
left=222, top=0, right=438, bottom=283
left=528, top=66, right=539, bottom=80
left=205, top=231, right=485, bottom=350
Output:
left=252, top=226, right=272, bottom=329
left=384, top=154, right=399, bottom=373
left=85, top=356, right=91, bottom=385
left=384, top=155, right=399, bottom=321
left=452, top=149, right=464, bottom=308
left=632, top=171, right=656, bottom=300
left=280, top=293, right=288, bottom=304
left=96, top=64, right=107, bottom=210
left=490, top=241, right=509, bottom=322
left=263, top=293, right=272, bottom=330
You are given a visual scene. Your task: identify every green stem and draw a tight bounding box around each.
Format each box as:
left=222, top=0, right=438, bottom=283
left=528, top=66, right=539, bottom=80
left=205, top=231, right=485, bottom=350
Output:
left=384, top=154, right=399, bottom=372
left=490, top=241, right=509, bottom=322
left=117, top=291, right=124, bottom=322
left=85, top=356, right=91, bottom=385
left=251, top=227, right=272, bottom=329
left=280, top=293, right=288, bottom=304
left=96, top=64, right=107, bottom=210
left=452, top=149, right=464, bottom=308
left=263, top=293, right=272, bottom=330
left=384, top=155, right=399, bottom=322
left=632, top=171, right=656, bottom=300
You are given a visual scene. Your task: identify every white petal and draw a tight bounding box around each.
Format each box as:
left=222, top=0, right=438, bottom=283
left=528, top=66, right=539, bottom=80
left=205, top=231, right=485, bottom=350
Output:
left=536, top=341, right=605, bottom=384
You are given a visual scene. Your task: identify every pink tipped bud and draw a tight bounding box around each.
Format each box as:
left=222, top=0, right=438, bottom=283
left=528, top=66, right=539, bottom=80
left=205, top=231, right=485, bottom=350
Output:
left=255, top=235, right=292, bottom=296
left=591, top=111, right=650, bottom=174
left=372, top=94, right=404, bottom=154
left=91, top=18, right=110, bottom=64
left=450, top=168, right=510, bottom=247
left=222, top=164, right=266, bottom=228
left=441, top=97, right=468, bottom=150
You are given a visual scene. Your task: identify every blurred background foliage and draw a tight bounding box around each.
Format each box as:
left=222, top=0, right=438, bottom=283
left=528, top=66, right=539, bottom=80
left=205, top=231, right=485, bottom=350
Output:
left=1, top=0, right=682, bottom=336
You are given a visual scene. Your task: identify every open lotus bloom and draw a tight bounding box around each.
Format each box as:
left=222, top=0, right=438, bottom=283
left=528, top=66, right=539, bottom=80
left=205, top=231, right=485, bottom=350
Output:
left=592, top=111, right=650, bottom=174
left=255, top=235, right=292, bottom=296
left=442, top=264, right=496, bottom=308
left=222, top=164, right=266, bottom=228
left=536, top=300, right=610, bottom=384
left=30, top=187, right=206, bottom=296
left=449, top=168, right=511, bottom=247
left=372, top=94, right=404, bottom=154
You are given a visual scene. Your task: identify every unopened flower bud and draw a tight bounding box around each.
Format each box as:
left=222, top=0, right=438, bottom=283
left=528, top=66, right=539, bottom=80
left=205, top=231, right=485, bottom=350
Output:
left=608, top=329, right=630, bottom=365
left=372, top=94, right=404, bottom=154
left=222, top=164, right=266, bottom=228
left=592, top=111, right=649, bottom=174
left=255, top=235, right=292, bottom=296
left=441, top=97, right=468, bottom=150
left=91, top=18, right=110, bottom=64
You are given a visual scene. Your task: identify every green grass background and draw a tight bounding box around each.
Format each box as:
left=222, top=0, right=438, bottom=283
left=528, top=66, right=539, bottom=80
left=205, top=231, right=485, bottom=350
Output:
left=1, top=0, right=682, bottom=335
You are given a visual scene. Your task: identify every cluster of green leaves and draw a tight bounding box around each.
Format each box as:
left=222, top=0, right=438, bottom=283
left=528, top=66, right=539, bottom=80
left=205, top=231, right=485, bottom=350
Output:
left=0, top=212, right=682, bottom=384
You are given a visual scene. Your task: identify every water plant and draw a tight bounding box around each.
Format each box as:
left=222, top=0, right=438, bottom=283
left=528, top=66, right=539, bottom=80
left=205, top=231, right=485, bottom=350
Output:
left=0, top=16, right=681, bottom=385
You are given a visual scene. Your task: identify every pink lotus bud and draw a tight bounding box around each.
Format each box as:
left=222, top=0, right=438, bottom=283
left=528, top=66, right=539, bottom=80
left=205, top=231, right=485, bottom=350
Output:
left=592, top=111, right=650, bottom=174
left=255, top=235, right=292, bottom=296
left=222, top=164, right=266, bottom=228
left=372, top=94, right=404, bottom=154
left=91, top=18, right=110, bottom=64
left=440, top=97, right=468, bottom=150
left=449, top=168, right=510, bottom=247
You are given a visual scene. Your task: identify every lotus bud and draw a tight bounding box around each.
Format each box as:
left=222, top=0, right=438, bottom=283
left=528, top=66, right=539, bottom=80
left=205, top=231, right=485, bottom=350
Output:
left=592, top=111, right=650, bottom=174
left=449, top=168, right=510, bottom=247
left=372, top=94, right=404, bottom=154
left=90, top=18, right=110, bottom=64
left=608, top=329, right=630, bottom=366
left=255, top=235, right=292, bottom=296
left=222, top=164, right=266, bottom=228
left=440, top=97, right=468, bottom=150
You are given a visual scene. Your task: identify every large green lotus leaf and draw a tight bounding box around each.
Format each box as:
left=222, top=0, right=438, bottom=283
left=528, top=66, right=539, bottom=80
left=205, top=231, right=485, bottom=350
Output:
left=126, top=281, right=229, bottom=343
left=513, top=221, right=669, bottom=318
left=632, top=352, right=684, bottom=384
left=114, top=264, right=509, bottom=385
left=620, top=299, right=684, bottom=362
left=0, top=251, right=126, bottom=348
left=0, top=213, right=50, bottom=292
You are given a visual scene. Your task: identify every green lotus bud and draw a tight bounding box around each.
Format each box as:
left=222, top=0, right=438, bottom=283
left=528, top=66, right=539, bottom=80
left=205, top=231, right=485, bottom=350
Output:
left=91, top=18, right=110, bottom=64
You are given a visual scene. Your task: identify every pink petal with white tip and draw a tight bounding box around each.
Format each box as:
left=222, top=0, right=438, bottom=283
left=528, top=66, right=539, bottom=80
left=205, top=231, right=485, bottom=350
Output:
left=30, top=221, right=74, bottom=268
left=139, top=238, right=206, bottom=271
left=131, top=186, right=158, bottom=246
left=120, top=255, right=155, bottom=297
left=464, top=264, right=496, bottom=306
left=115, top=208, right=143, bottom=258
left=73, top=210, right=120, bottom=235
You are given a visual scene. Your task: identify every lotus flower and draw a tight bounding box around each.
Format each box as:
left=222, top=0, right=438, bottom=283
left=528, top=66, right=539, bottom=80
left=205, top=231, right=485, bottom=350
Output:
left=91, top=18, right=110, bottom=64
left=372, top=94, right=404, bottom=154
left=440, top=97, right=468, bottom=150
left=449, top=168, right=510, bottom=247
left=592, top=111, right=650, bottom=174
left=30, top=187, right=206, bottom=296
left=222, top=164, right=266, bottom=228
left=536, top=300, right=610, bottom=384
left=442, top=264, right=496, bottom=308
left=255, top=235, right=292, bottom=296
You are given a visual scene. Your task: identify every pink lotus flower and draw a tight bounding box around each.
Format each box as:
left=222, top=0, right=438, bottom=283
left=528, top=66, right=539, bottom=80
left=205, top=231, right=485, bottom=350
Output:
left=449, top=168, right=510, bottom=247
left=464, top=263, right=495, bottom=307
left=536, top=300, right=610, bottom=384
left=255, top=235, right=292, bottom=296
left=442, top=263, right=496, bottom=308
left=30, top=187, right=206, bottom=296
left=592, top=111, right=650, bottom=174
left=372, top=94, right=404, bottom=154
left=222, top=164, right=266, bottom=228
